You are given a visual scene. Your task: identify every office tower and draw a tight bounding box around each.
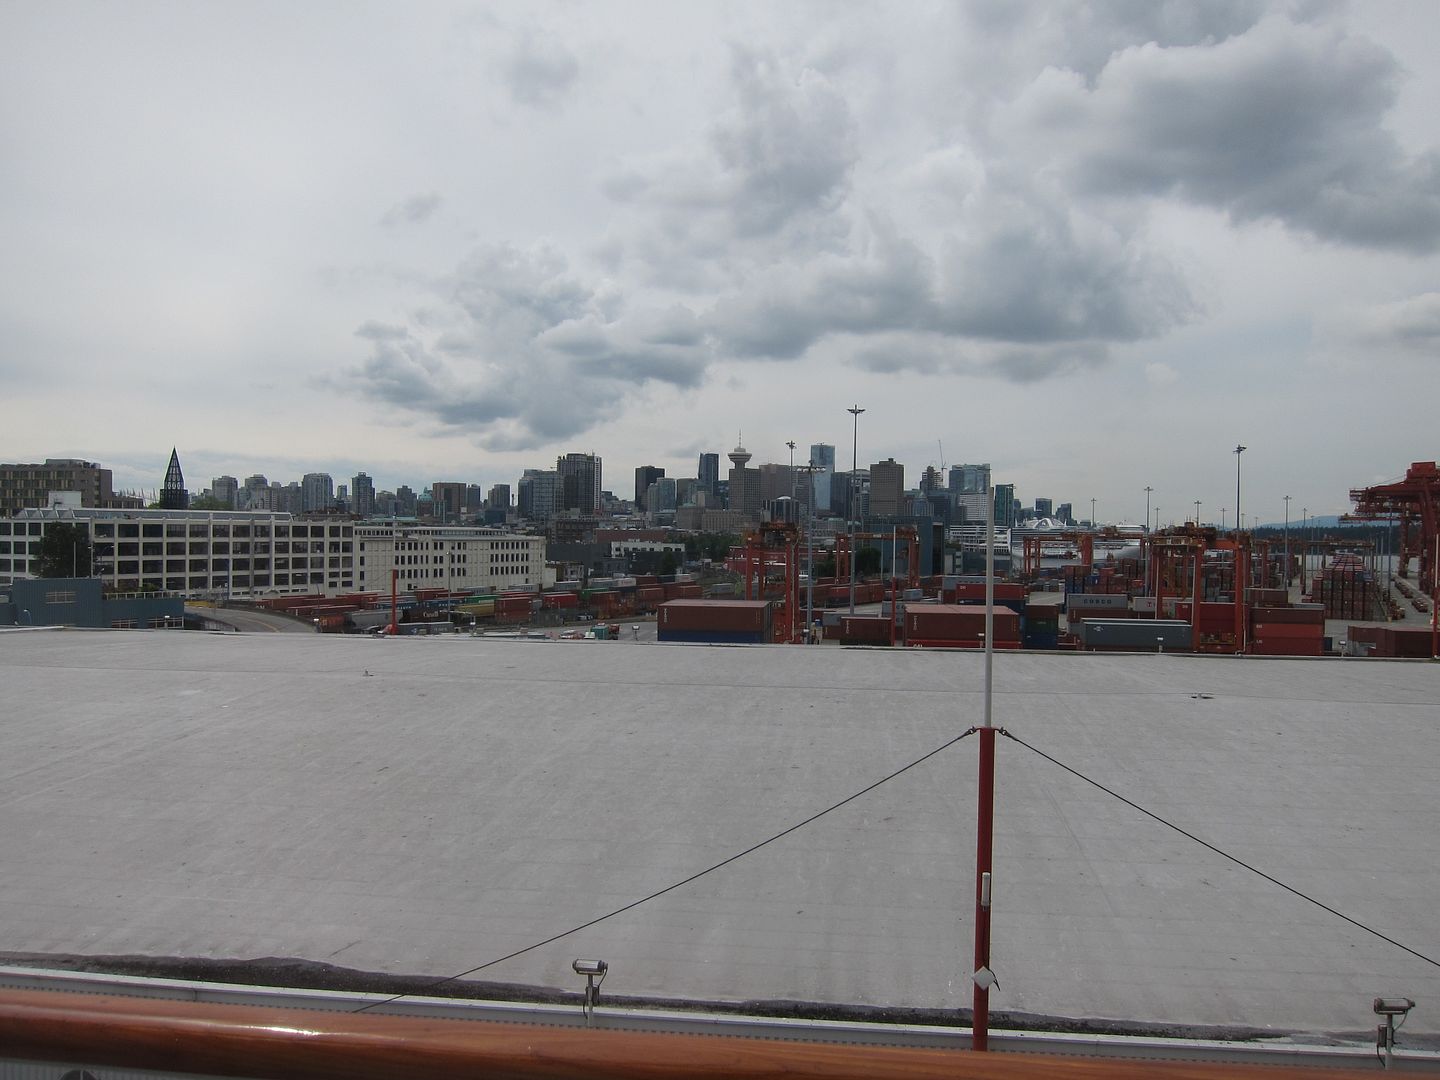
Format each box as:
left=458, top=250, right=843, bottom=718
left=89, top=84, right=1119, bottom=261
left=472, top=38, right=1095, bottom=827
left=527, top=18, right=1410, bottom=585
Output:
left=518, top=469, right=560, bottom=520
left=487, top=484, right=511, bottom=510
left=808, top=442, right=835, bottom=512
left=949, top=463, right=991, bottom=496
left=211, top=475, right=239, bottom=510
left=635, top=466, right=665, bottom=509
left=869, top=458, right=904, bottom=518
left=557, top=453, right=602, bottom=513
left=697, top=453, right=720, bottom=499
left=301, top=472, right=333, bottom=513
left=351, top=473, right=376, bottom=517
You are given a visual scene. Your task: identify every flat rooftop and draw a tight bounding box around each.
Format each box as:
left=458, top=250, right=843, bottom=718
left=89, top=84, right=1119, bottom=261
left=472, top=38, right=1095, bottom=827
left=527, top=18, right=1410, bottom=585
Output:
left=1, top=631, right=1436, bottom=1040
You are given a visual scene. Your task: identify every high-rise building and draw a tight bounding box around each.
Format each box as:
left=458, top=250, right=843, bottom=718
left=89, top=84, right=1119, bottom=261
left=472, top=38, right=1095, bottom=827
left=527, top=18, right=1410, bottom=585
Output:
left=949, top=463, right=991, bottom=496
left=557, top=453, right=602, bottom=513
left=1034, top=496, right=1053, bottom=518
left=993, top=483, right=1016, bottom=527
left=211, top=476, right=239, bottom=510
left=868, top=459, right=904, bottom=519
left=0, top=459, right=121, bottom=516
left=395, top=485, right=418, bottom=517
left=160, top=450, right=190, bottom=511
left=487, top=484, right=511, bottom=511
left=635, top=466, right=665, bottom=509
left=648, top=476, right=678, bottom=516
left=239, top=475, right=269, bottom=510
left=808, top=443, right=835, bottom=513
left=1056, top=502, right=1073, bottom=524
left=697, top=453, right=720, bottom=499
left=431, top=482, right=467, bottom=522
left=352, top=472, right=376, bottom=517
left=758, top=463, right=795, bottom=510
left=300, top=472, right=333, bottom=513
left=518, top=469, right=560, bottom=521
left=725, top=442, right=761, bottom=518
left=920, top=466, right=943, bottom=494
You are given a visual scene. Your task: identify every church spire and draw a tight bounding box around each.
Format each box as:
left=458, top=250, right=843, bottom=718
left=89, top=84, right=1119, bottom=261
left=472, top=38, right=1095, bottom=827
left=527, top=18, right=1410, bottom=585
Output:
left=160, top=448, right=190, bottom=510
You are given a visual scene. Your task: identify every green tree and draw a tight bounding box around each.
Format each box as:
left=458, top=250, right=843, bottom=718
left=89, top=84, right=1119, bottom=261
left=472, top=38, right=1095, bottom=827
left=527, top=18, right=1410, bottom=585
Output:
left=34, top=522, right=93, bottom=578
left=660, top=548, right=680, bottom=575
left=856, top=546, right=882, bottom=576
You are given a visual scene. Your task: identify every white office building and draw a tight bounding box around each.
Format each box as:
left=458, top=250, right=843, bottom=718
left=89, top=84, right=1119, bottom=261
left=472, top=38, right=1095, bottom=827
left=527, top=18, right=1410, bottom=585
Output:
left=355, top=524, right=550, bottom=594
left=2, top=507, right=356, bottom=596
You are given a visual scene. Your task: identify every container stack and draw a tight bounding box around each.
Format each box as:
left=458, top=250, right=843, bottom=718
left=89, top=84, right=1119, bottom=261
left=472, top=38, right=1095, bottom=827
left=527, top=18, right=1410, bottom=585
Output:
left=1310, top=556, right=1378, bottom=620
left=1346, top=625, right=1435, bottom=658
left=1250, top=604, right=1325, bottom=656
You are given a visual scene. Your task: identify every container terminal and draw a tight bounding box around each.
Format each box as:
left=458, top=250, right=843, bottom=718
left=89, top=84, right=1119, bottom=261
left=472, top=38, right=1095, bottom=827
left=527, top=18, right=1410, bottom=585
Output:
left=126, top=461, right=1436, bottom=660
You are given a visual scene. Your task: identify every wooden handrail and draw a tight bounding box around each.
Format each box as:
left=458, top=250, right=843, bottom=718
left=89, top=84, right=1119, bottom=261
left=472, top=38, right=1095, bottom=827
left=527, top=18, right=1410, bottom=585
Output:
left=0, top=987, right=1383, bottom=1080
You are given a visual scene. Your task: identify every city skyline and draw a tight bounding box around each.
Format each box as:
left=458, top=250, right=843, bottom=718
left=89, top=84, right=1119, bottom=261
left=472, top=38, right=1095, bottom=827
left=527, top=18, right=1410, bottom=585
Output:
left=4, top=3, right=1438, bottom=524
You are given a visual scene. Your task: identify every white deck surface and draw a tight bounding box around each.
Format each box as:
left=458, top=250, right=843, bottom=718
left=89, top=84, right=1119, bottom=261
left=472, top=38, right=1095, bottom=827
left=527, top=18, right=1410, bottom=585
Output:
left=1, top=630, right=1436, bottom=1038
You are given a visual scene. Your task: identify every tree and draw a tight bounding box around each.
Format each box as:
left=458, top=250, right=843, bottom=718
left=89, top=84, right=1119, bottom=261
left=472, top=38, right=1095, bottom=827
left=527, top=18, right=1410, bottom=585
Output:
left=659, top=548, right=680, bottom=575
left=856, top=546, right=882, bottom=576
left=34, top=522, right=93, bottom=578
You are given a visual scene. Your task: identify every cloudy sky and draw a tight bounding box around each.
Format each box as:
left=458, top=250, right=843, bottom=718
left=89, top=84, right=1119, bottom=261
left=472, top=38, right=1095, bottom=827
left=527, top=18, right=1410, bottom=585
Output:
left=3, top=1, right=1437, bottom=524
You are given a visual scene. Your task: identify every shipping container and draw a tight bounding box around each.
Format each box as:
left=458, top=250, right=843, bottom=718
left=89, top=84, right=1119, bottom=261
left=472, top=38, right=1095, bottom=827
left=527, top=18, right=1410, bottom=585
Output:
left=1075, top=619, right=1192, bottom=651
left=1065, top=592, right=1127, bottom=611
left=838, top=616, right=894, bottom=644
left=905, top=604, right=1021, bottom=645
left=659, top=599, right=772, bottom=635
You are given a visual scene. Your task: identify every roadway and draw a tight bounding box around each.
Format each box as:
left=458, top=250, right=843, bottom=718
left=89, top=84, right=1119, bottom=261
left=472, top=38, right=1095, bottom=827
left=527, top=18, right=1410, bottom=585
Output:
left=185, top=605, right=313, bottom=634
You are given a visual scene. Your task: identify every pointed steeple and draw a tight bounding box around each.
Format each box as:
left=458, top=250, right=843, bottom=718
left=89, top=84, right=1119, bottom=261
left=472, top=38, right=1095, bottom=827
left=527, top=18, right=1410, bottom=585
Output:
left=160, top=448, right=190, bottom=510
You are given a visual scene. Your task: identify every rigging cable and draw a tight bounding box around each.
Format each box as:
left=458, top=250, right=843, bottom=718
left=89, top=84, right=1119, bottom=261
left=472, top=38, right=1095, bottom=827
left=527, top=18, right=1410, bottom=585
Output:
left=998, top=727, right=1440, bottom=971
left=353, top=725, right=980, bottom=1013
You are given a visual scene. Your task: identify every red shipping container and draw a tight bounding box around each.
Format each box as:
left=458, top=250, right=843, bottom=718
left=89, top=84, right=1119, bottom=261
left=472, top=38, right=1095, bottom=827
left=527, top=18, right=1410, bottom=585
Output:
left=906, top=604, right=1020, bottom=642
left=659, top=599, right=771, bottom=633
left=839, top=616, right=892, bottom=642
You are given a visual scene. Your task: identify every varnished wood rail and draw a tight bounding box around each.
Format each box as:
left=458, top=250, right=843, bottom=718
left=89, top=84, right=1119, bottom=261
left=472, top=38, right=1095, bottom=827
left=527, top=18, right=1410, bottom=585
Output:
left=0, top=987, right=1388, bottom=1080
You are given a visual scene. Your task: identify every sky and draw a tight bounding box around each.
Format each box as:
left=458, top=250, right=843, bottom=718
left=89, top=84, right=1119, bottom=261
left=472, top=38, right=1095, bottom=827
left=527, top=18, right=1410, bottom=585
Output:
left=2, top=1, right=1438, bottom=526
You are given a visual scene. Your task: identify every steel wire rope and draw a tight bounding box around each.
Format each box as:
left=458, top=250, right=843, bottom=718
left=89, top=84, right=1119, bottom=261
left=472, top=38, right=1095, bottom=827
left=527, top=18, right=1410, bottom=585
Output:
left=352, top=726, right=980, bottom=1013
left=997, top=727, right=1440, bottom=971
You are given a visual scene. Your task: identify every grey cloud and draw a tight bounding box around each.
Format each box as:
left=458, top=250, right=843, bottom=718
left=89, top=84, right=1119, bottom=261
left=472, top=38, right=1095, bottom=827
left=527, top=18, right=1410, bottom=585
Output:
left=1352, top=292, right=1440, bottom=352
left=347, top=243, right=711, bottom=450
left=702, top=186, right=1192, bottom=363
left=850, top=335, right=1109, bottom=383
left=982, top=342, right=1109, bottom=382
left=1018, top=16, right=1440, bottom=251
left=713, top=48, right=858, bottom=236
left=602, top=47, right=858, bottom=256
left=933, top=183, right=1196, bottom=343
left=379, top=192, right=442, bottom=227
left=503, top=31, right=579, bottom=108
left=705, top=227, right=934, bottom=358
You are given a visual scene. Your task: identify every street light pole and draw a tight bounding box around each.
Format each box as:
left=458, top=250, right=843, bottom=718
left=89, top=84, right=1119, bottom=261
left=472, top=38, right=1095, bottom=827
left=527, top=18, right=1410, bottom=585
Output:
left=1283, top=494, right=1292, bottom=595
left=1144, top=486, right=1153, bottom=596
left=847, top=405, right=865, bottom=614
left=786, top=440, right=797, bottom=509
left=1301, top=507, right=1308, bottom=587
left=1234, top=445, right=1247, bottom=536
